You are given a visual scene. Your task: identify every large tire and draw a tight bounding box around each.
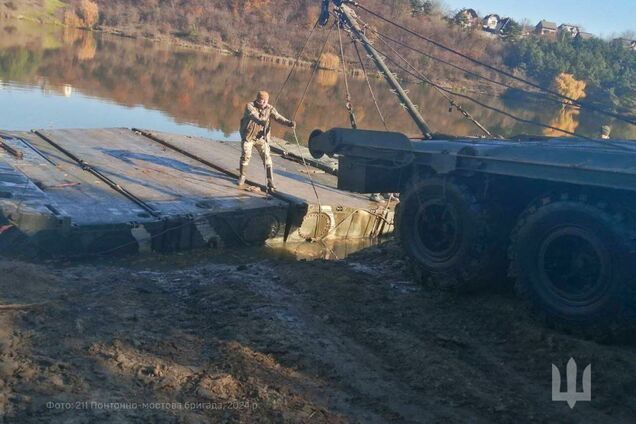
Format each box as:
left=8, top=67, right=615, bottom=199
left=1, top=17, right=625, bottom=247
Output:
left=509, top=194, right=636, bottom=333
left=397, top=177, right=506, bottom=291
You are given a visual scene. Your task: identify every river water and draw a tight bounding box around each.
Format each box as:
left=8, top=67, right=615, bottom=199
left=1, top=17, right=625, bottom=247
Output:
left=1, top=20, right=634, bottom=142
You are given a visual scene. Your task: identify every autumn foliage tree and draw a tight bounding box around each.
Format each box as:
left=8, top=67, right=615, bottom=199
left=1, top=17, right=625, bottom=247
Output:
left=544, top=73, right=586, bottom=137
left=552, top=73, right=586, bottom=105
left=63, top=9, right=84, bottom=28
left=78, top=0, right=99, bottom=28
left=64, top=0, right=99, bottom=29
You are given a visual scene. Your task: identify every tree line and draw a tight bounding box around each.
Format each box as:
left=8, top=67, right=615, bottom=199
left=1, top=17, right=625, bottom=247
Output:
left=505, top=34, right=636, bottom=112
left=13, top=0, right=636, bottom=114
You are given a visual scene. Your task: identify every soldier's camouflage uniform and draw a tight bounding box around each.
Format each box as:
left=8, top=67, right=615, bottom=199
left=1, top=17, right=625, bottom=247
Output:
left=239, top=101, right=294, bottom=190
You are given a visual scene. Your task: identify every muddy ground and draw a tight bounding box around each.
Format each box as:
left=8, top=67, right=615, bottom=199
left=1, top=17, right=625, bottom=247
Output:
left=0, top=242, right=634, bottom=423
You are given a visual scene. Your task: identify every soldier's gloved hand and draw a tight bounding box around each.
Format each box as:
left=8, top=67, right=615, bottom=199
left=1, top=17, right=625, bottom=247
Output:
left=288, top=121, right=296, bottom=129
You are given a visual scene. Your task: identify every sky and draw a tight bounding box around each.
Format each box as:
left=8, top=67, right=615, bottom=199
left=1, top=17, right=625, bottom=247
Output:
left=442, top=0, right=635, bottom=38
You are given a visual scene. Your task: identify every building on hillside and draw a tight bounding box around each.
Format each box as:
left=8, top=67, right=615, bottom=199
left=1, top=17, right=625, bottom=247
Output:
left=455, top=8, right=480, bottom=29
left=535, top=20, right=557, bottom=36
left=482, top=14, right=500, bottom=32
left=575, top=32, right=594, bottom=41
left=614, top=38, right=636, bottom=51
left=496, top=17, right=513, bottom=35
left=558, top=24, right=580, bottom=37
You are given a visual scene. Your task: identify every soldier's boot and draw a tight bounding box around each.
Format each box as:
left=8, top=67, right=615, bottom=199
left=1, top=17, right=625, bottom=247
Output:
left=266, top=166, right=277, bottom=194
left=237, top=163, right=247, bottom=188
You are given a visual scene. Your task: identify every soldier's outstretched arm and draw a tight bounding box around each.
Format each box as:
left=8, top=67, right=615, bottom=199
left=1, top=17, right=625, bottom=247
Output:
left=246, top=103, right=268, bottom=126
left=271, top=107, right=295, bottom=127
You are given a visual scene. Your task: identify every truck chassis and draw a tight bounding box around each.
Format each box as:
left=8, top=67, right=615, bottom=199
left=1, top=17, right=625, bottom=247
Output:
left=310, top=128, right=636, bottom=333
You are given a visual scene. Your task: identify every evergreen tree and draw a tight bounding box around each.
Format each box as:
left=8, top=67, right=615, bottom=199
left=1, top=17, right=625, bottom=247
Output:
left=505, top=36, right=636, bottom=111
left=410, top=0, right=433, bottom=16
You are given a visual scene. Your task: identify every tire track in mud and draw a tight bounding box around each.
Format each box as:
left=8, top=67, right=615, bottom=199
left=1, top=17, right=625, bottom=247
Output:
left=1, top=250, right=635, bottom=423
left=265, top=254, right=636, bottom=424
left=233, top=262, right=480, bottom=423
left=167, top=264, right=395, bottom=423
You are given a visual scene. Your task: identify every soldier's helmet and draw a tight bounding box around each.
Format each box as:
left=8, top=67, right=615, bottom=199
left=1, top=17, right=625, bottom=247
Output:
left=256, top=91, right=270, bottom=101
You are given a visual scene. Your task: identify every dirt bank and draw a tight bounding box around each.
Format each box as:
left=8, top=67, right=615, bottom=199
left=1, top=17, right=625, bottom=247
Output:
left=0, top=243, right=634, bottom=423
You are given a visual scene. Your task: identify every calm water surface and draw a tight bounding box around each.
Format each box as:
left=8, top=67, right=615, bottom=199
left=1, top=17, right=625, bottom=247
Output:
left=1, top=21, right=633, bottom=142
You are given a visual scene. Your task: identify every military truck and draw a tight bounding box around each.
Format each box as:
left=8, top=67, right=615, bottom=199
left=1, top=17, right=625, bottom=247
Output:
left=308, top=1, right=636, bottom=332
left=310, top=128, right=636, bottom=331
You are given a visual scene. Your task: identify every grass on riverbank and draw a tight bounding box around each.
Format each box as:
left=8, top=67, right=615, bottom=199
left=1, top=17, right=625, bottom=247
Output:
left=2, top=0, right=65, bottom=24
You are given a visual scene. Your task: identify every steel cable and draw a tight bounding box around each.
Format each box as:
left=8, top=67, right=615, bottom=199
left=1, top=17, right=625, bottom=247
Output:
left=372, top=27, right=496, bottom=137
left=272, top=19, right=320, bottom=108
left=337, top=18, right=358, bottom=129
left=371, top=41, right=636, bottom=149
left=382, top=51, right=597, bottom=140
left=292, top=22, right=336, bottom=121
left=268, top=19, right=321, bottom=154
left=351, top=37, right=389, bottom=130
left=355, top=2, right=636, bottom=127
left=362, top=25, right=553, bottom=102
left=288, top=22, right=339, bottom=216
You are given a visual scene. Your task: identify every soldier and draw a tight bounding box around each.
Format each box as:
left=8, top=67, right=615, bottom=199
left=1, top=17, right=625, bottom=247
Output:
left=238, top=91, right=295, bottom=193
left=601, top=125, right=612, bottom=140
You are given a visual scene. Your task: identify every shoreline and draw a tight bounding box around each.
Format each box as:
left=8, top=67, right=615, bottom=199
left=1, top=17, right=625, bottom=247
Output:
left=2, top=14, right=503, bottom=97
left=96, top=24, right=502, bottom=95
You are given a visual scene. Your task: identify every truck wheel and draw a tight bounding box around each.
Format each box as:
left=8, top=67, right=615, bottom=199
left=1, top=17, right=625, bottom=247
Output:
left=510, top=195, right=636, bottom=333
left=397, top=178, right=505, bottom=291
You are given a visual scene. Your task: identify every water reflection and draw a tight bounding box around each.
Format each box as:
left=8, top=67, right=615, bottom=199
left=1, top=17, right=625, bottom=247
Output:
left=0, top=20, right=634, bottom=141
left=266, top=239, right=379, bottom=261
left=95, top=239, right=380, bottom=269
left=544, top=106, right=581, bottom=137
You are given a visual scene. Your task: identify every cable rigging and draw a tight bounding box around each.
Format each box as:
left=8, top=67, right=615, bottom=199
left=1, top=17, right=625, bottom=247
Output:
left=379, top=49, right=595, bottom=140
left=351, top=37, right=389, bottom=130
left=361, top=25, right=570, bottom=106
left=370, top=22, right=496, bottom=138
left=336, top=18, right=359, bottom=129
left=354, top=2, right=636, bottom=127
left=272, top=19, right=321, bottom=108
left=336, top=5, right=613, bottom=141
left=288, top=21, right=338, bottom=213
